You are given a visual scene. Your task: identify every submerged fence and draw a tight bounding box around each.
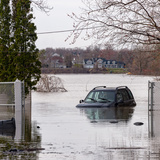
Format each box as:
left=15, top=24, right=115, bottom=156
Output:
left=0, top=80, right=25, bottom=140
left=148, top=81, right=160, bottom=138
left=148, top=81, right=160, bottom=110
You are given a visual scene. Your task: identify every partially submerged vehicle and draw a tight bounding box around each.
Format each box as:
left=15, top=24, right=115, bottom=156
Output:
left=76, top=86, right=136, bottom=108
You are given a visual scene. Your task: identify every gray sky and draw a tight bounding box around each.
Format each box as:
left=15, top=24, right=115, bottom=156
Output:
left=33, top=0, right=94, bottom=49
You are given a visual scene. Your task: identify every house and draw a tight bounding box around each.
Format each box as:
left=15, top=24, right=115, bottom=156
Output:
left=83, top=59, right=94, bottom=68
left=51, top=53, right=66, bottom=68
left=117, top=61, right=126, bottom=68
left=83, top=58, right=125, bottom=69
left=94, top=58, right=105, bottom=68
left=105, top=60, right=125, bottom=68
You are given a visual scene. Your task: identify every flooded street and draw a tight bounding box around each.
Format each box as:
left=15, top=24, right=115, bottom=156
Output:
left=31, top=74, right=158, bottom=160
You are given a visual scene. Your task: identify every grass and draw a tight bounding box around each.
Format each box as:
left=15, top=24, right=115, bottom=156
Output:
left=107, top=68, right=128, bottom=74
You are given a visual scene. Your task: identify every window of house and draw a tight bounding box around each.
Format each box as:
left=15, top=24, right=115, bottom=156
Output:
left=112, top=61, right=116, bottom=64
left=87, top=60, right=92, bottom=64
left=98, top=59, right=102, bottom=63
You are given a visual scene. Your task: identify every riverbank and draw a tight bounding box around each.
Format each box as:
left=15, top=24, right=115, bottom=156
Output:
left=41, top=68, right=128, bottom=74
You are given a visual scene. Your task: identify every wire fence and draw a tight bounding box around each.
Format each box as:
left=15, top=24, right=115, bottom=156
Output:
left=148, top=81, right=160, bottom=137
left=148, top=81, right=160, bottom=111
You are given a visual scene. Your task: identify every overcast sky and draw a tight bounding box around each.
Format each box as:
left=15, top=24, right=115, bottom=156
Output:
left=33, top=0, right=94, bottom=50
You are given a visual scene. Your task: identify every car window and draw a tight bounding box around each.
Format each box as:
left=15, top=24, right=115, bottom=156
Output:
left=127, top=89, right=134, bottom=99
left=117, top=89, right=130, bottom=101
left=117, top=93, right=123, bottom=102
left=85, top=91, right=96, bottom=102
left=85, top=90, right=115, bottom=102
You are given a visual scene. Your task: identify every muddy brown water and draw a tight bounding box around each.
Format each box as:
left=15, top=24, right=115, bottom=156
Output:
left=1, top=74, right=160, bottom=159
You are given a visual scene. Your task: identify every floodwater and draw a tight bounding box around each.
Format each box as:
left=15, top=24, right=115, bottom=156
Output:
left=31, top=74, right=158, bottom=160
left=1, top=74, right=160, bottom=159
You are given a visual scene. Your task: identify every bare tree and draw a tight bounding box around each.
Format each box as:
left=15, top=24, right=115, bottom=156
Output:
left=130, top=45, right=160, bottom=74
left=68, top=0, right=160, bottom=48
left=31, top=0, right=52, bottom=13
left=132, top=51, right=149, bottom=74
left=36, top=75, right=67, bottom=92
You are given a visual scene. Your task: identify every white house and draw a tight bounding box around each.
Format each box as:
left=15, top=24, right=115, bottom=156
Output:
left=83, top=59, right=94, bottom=68
left=83, top=58, right=125, bottom=69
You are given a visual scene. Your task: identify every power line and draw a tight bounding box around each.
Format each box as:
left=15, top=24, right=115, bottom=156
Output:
left=37, top=29, right=75, bottom=35
left=37, top=26, right=101, bottom=35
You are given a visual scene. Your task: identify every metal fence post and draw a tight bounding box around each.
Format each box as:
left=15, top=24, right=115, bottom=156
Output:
left=148, top=81, right=156, bottom=138
left=14, top=79, right=23, bottom=140
left=150, top=82, right=154, bottom=111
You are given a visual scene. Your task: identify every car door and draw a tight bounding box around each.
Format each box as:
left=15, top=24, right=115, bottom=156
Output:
left=117, top=89, right=134, bottom=106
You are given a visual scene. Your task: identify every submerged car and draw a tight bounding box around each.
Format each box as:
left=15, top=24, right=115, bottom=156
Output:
left=76, top=86, right=136, bottom=108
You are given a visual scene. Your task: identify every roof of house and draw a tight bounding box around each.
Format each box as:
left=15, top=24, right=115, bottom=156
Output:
left=83, top=59, right=94, bottom=64
left=83, top=58, right=125, bottom=65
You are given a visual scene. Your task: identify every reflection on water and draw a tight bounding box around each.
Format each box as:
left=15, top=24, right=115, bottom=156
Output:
left=0, top=118, right=15, bottom=140
left=0, top=107, right=15, bottom=140
left=80, top=106, right=134, bottom=123
left=0, top=94, right=42, bottom=159
left=0, top=116, right=42, bottom=159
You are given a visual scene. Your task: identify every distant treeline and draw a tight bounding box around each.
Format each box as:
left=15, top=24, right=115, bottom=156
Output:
left=39, top=45, right=160, bottom=76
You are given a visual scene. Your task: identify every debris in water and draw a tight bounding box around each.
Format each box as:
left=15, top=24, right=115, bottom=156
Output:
left=90, top=120, right=97, bottom=123
left=134, top=122, right=144, bottom=126
left=36, top=74, right=67, bottom=92
left=110, top=120, right=118, bottom=123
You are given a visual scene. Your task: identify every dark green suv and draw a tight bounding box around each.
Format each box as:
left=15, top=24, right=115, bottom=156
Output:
left=76, top=86, right=136, bottom=108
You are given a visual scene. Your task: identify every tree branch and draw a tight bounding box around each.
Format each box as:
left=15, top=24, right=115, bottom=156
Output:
left=68, top=0, right=160, bottom=48
left=31, top=0, right=53, bottom=14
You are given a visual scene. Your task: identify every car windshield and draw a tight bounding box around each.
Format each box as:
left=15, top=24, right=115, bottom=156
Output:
left=84, top=90, right=115, bottom=103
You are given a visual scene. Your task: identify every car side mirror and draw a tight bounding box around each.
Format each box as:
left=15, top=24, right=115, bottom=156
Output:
left=79, top=100, right=84, bottom=103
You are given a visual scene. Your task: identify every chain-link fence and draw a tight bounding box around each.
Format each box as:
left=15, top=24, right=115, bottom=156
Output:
left=148, top=81, right=160, bottom=138
left=148, top=81, right=160, bottom=110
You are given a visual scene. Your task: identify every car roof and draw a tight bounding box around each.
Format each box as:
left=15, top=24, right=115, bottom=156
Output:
left=91, top=86, right=129, bottom=91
